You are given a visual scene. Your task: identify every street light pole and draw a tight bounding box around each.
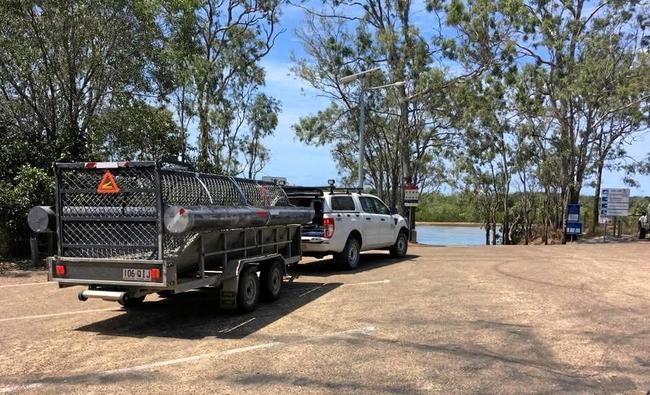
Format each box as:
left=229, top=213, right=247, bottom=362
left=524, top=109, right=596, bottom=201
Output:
left=357, top=86, right=366, bottom=190
left=339, top=67, right=381, bottom=190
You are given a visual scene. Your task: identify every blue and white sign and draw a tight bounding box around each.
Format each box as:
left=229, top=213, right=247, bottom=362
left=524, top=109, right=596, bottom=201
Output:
left=600, top=188, right=630, bottom=217
left=567, top=204, right=580, bottom=223
left=565, top=222, right=582, bottom=235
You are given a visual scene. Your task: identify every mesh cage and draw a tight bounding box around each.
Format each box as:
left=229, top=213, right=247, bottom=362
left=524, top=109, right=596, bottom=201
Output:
left=57, top=164, right=159, bottom=260
left=55, top=162, right=294, bottom=260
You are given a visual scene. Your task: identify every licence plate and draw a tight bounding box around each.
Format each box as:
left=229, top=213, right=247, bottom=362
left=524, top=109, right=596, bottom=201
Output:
left=122, top=268, right=151, bottom=281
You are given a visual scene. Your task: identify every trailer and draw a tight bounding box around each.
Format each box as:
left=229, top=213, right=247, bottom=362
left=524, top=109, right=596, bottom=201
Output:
left=28, top=161, right=313, bottom=312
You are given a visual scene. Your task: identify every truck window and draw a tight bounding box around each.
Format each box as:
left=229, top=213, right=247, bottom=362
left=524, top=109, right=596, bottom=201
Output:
left=331, top=196, right=355, bottom=211
left=371, top=198, right=390, bottom=215
left=359, top=197, right=375, bottom=213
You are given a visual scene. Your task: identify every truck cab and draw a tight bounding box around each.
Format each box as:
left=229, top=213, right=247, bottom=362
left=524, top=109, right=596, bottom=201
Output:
left=285, top=187, right=409, bottom=269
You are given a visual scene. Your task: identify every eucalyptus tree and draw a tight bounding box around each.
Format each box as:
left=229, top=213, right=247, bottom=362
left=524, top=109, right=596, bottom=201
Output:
left=292, top=0, right=454, bottom=209
left=0, top=0, right=163, bottom=162
left=438, top=0, right=650, bottom=241
left=160, top=0, right=282, bottom=173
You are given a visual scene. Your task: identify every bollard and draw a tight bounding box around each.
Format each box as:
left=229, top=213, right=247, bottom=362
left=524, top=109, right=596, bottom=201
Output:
left=30, top=235, right=39, bottom=266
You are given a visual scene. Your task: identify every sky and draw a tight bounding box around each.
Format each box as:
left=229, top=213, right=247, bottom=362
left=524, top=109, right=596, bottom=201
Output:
left=254, top=3, right=650, bottom=196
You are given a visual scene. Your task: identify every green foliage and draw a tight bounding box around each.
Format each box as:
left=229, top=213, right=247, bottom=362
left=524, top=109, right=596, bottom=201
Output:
left=416, top=193, right=479, bottom=222
left=0, top=166, right=53, bottom=256
left=0, top=0, right=282, bottom=258
left=89, top=102, right=185, bottom=161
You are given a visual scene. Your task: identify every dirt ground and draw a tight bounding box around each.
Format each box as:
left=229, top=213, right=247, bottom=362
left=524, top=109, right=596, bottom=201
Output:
left=0, top=243, right=649, bottom=394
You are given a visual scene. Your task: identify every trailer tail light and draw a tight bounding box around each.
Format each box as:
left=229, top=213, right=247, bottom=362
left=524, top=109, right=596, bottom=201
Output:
left=55, top=264, right=66, bottom=276
left=323, top=217, right=335, bottom=238
left=150, top=268, right=161, bottom=281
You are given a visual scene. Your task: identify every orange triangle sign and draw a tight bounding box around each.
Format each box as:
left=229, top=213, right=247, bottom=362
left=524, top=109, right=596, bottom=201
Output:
left=97, top=170, right=120, bottom=194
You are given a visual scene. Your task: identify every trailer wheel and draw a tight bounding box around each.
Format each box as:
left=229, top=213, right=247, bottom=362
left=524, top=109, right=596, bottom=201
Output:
left=157, top=290, right=175, bottom=298
left=237, top=267, right=260, bottom=313
left=119, top=295, right=145, bottom=309
left=334, top=237, right=361, bottom=270
left=261, top=261, right=283, bottom=302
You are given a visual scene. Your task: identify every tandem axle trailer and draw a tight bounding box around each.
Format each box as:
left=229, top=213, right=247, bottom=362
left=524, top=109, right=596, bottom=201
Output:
left=29, top=161, right=313, bottom=312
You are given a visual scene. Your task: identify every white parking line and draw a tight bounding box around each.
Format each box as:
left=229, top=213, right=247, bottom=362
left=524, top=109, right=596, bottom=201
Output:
left=0, top=383, right=43, bottom=393
left=343, top=279, right=390, bottom=287
left=0, top=325, right=377, bottom=392
left=0, top=308, right=119, bottom=323
left=103, top=342, right=281, bottom=376
left=218, top=317, right=256, bottom=333
left=298, top=283, right=326, bottom=297
left=104, top=325, right=375, bottom=375
left=0, top=281, right=50, bottom=289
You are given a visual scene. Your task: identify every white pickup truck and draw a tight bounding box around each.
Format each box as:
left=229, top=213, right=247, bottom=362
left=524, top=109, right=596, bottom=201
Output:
left=285, top=187, right=409, bottom=269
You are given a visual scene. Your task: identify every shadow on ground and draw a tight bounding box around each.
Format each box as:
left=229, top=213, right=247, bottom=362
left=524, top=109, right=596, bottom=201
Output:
left=290, top=252, right=417, bottom=277
left=76, top=280, right=340, bottom=340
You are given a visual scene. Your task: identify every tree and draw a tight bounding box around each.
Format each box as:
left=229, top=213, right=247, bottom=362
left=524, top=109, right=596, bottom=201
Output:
left=161, top=0, right=282, bottom=172
left=292, top=0, right=454, bottom=211
left=243, top=94, right=280, bottom=178
left=440, top=0, right=650, bottom=242
left=0, top=0, right=162, bottom=162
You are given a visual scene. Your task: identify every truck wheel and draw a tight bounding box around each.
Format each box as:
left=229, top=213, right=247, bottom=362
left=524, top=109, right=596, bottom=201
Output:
left=119, top=295, right=145, bottom=309
left=335, top=237, right=360, bottom=270
left=237, top=267, right=260, bottom=313
left=390, top=231, right=408, bottom=258
left=261, top=261, right=283, bottom=302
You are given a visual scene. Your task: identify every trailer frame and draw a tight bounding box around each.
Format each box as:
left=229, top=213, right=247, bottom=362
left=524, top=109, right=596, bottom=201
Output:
left=46, top=161, right=303, bottom=310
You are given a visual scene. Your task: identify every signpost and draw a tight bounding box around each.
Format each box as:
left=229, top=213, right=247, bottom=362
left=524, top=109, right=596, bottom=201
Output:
left=404, top=184, right=419, bottom=242
left=599, top=188, right=630, bottom=240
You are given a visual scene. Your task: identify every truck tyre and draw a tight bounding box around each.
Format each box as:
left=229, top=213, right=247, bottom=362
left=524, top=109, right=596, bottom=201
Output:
left=237, top=267, right=260, bottom=313
left=334, top=237, right=361, bottom=270
left=390, top=231, right=408, bottom=258
left=261, top=261, right=283, bottom=302
left=119, top=295, right=145, bottom=308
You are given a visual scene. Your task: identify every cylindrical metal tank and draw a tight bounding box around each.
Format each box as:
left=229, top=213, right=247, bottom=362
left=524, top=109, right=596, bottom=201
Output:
left=28, top=206, right=56, bottom=233
left=164, top=205, right=314, bottom=233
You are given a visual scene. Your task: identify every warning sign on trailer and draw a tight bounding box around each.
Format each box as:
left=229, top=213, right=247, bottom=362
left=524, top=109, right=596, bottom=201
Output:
left=599, top=188, right=629, bottom=217
left=97, top=170, right=120, bottom=194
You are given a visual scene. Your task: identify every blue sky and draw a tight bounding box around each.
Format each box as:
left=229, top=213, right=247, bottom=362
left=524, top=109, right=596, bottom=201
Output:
left=256, top=4, right=650, bottom=195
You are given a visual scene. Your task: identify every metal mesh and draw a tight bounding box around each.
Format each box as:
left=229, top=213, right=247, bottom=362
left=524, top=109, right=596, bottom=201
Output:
left=164, top=232, right=199, bottom=257
left=161, top=171, right=244, bottom=206
left=236, top=179, right=291, bottom=207
left=58, top=166, right=158, bottom=260
left=56, top=163, right=294, bottom=261
left=160, top=171, right=290, bottom=207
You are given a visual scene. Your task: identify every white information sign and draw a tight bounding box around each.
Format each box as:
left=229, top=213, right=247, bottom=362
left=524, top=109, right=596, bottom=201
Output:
left=404, top=188, right=419, bottom=207
left=600, top=188, right=630, bottom=218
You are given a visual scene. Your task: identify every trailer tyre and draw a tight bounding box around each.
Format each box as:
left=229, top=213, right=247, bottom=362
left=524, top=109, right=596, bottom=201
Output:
left=390, top=230, right=408, bottom=258
left=261, top=261, right=283, bottom=302
left=335, top=237, right=361, bottom=270
left=237, top=267, right=260, bottom=313
left=119, top=295, right=145, bottom=309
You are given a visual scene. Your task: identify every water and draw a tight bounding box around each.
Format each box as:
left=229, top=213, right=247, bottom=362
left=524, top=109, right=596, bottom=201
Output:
left=416, top=224, right=487, bottom=246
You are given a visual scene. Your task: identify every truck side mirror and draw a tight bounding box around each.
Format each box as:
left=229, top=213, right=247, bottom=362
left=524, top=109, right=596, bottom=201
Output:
left=390, top=207, right=398, bottom=215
